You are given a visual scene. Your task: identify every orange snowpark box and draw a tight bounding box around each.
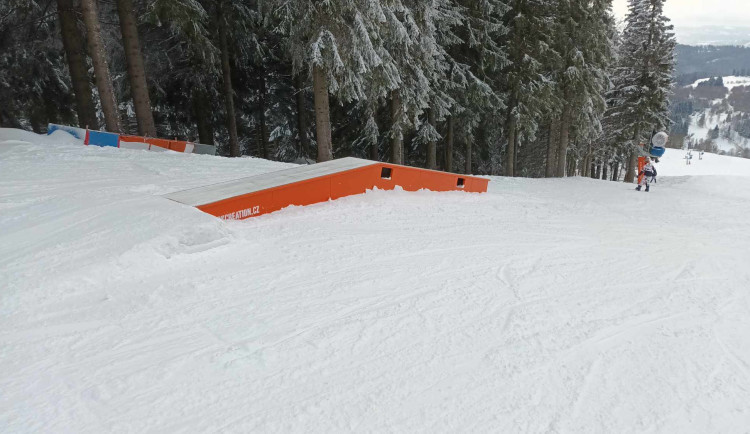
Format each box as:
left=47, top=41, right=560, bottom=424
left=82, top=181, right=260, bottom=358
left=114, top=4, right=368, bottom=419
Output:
left=164, top=157, right=490, bottom=220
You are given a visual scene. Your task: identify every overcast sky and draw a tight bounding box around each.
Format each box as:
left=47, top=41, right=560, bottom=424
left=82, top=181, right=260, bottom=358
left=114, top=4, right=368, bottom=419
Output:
left=612, top=0, right=750, bottom=28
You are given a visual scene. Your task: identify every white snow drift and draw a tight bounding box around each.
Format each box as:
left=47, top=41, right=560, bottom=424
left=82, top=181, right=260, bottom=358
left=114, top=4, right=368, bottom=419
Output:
left=1, top=129, right=750, bottom=433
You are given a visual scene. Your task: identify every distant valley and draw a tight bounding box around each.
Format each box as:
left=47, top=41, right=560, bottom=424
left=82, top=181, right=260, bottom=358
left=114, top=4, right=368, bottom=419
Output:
left=669, top=75, right=750, bottom=157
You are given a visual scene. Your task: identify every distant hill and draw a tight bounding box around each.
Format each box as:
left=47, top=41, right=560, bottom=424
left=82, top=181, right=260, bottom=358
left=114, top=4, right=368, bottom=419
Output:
left=667, top=76, right=750, bottom=158
left=675, top=25, right=750, bottom=47
left=675, top=45, right=750, bottom=86
left=671, top=44, right=750, bottom=158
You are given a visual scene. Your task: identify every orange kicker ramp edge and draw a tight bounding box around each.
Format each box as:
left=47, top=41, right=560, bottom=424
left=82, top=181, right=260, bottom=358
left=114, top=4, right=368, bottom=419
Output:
left=164, top=157, right=490, bottom=221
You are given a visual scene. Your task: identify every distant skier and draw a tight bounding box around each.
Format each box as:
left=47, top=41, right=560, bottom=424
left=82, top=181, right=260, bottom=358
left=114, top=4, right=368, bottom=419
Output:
left=636, top=159, right=657, bottom=192
left=699, top=151, right=705, bottom=160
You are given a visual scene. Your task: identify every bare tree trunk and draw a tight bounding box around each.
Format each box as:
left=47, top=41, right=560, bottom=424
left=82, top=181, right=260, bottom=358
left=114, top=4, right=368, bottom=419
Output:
left=504, top=116, right=516, bottom=177
left=568, top=156, right=576, bottom=178
left=624, top=125, right=641, bottom=183
left=602, top=162, right=608, bottom=180
left=504, top=78, right=521, bottom=177
left=193, top=89, right=213, bottom=145
left=583, top=143, right=593, bottom=177
left=217, top=5, right=240, bottom=157
left=116, top=0, right=155, bottom=136
left=80, top=0, right=121, bottom=132
left=514, top=133, right=521, bottom=175
left=426, top=108, right=437, bottom=169
left=545, top=120, right=557, bottom=178
left=44, top=90, right=60, bottom=126
left=582, top=155, right=589, bottom=177
left=581, top=154, right=588, bottom=177
left=57, top=0, right=98, bottom=129
left=294, top=74, right=310, bottom=158
left=556, top=101, right=572, bottom=177
left=465, top=137, right=472, bottom=174
left=624, top=151, right=638, bottom=183
left=475, top=120, right=487, bottom=175
left=445, top=115, right=454, bottom=172
left=370, top=142, right=379, bottom=161
left=312, top=64, right=332, bottom=162
left=390, top=90, right=403, bottom=164
left=30, top=104, right=43, bottom=133
left=612, top=161, right=620, bottom=181
left=257, top=62, right=269, bottom=159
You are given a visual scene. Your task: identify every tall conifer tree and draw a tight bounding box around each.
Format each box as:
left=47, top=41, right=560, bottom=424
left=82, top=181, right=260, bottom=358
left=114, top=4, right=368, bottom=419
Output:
left=606, top=0, right=676, bottom=183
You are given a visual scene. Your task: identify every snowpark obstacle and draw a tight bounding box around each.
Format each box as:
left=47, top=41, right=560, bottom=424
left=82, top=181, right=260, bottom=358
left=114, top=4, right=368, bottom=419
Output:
left=164, top=157, right=490, bottom=220
left=46, top=123, right=216, bottom=155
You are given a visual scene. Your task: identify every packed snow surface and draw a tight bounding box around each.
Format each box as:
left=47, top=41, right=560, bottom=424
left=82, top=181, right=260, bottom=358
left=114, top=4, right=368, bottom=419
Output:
left=2, top=130, right=750, bottom=432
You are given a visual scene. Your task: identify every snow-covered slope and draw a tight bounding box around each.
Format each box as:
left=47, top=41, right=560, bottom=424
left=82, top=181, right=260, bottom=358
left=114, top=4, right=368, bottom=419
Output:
left=2, top=131, right=750, bottom=433
left=686, top=77, right=750, bottom=153
left=687, top=111, right=738, bottom=152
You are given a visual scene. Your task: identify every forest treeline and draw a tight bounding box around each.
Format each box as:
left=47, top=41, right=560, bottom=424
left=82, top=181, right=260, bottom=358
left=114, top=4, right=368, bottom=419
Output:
left=0, top=0, right=675, bottom=181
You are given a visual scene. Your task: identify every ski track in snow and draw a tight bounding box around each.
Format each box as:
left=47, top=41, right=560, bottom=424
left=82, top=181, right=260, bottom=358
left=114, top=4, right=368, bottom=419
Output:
left=2, top=129, right=750, bottom=432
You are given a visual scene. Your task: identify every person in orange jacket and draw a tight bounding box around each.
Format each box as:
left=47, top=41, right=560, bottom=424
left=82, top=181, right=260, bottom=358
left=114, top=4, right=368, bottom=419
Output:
left=636, top=158, right=657, bottom=192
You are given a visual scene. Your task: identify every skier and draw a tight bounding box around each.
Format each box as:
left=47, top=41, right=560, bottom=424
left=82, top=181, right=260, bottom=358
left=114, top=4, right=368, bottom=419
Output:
left=636, top=158, right=657, bottom=192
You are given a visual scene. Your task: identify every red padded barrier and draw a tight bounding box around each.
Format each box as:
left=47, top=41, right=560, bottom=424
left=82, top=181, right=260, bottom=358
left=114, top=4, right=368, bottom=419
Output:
left=146, top=138, right=171, bottom=150
left=120, top=135, right=146, bottom=143
left=169, top=141, right=189, bottom=152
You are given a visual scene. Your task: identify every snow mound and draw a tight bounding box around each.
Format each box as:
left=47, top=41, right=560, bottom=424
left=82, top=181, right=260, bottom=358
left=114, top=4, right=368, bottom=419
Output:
left=2, top=129, right=750, bottom=432
left=0, top=127, right=82, bottom=147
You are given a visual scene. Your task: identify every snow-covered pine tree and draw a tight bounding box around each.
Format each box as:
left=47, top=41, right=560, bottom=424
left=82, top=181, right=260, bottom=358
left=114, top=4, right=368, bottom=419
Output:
left=551, top=0, right=614, bottom=177
left=277, top=0, right=388, bottom=162
left=221, top=0, right=289, bottom=159
left=500, top=0, right=560, bottom=177
left=605, top=0, right=675, bottom=183
left=448, top=0, right=510, bottom=174
left=0, top=0, right=76, bottom=130
left=143, top=0, right=219, bottom=144
left=378, top=0, right=464, bottom=166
